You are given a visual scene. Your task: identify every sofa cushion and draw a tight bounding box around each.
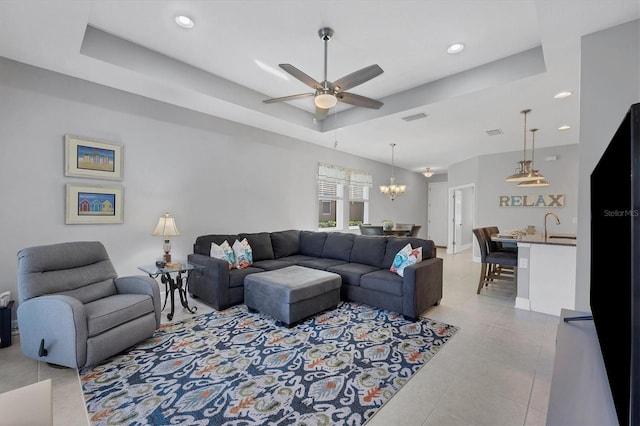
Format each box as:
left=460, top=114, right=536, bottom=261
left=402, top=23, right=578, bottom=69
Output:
left=84, top=294, right=154, bottom=337
left=297, top=258, right=347, bottom=271
left=270, top=230, right=300, bottom=258
left=228, top=266, right=264, bottom=288
left=360, top=270, right=404, bottom=297
left=278, top=254, right=316, bottom=264
left=299, top=231, right=327, bottom=257
left=321, top=233, right=355, bottom=261
left=350, top=235, right=387, bottom=268
left=238, top=232, right=275, bottom=261
left=252, top=259, right=296, bottom=271
left=327, top=262, right=380, bottom=286
left=193, top=234, right=239, bottom=256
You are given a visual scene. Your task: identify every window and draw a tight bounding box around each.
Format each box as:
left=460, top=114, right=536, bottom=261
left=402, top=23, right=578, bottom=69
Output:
left=348, top=185, right=369, bottom=227
left=318, top=180, right=343, bottom=229
left=317, top=163, right=371, bottom=230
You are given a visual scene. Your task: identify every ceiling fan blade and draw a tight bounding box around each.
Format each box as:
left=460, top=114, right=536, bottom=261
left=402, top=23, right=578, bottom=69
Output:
left=336, top=92, right=383, bottom=109
left=263, top=93, right=314, bottom=104
left=315, top=106, right=329, bottom=120
left=279, top=64, right=323, bottom=90
left=332, top=64, right=383, bottom=92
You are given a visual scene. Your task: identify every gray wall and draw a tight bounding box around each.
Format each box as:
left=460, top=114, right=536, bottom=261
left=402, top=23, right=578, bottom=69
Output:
left=0, top=57, right=428, bottom=302
left=449, top=144, right=579, bottom=258
left=576, top=19, right=640, bottom=311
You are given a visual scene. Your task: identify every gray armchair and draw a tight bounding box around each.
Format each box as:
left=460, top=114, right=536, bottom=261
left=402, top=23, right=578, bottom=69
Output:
left=17, top=241, right=161, bottom=369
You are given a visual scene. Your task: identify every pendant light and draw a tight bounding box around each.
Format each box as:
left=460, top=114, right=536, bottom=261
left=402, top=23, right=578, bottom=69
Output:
left=505, top=109, right=533, bottom=182
left=379, top=143, right=407, bottom=201
left=518, top=128, right=550, bottom=187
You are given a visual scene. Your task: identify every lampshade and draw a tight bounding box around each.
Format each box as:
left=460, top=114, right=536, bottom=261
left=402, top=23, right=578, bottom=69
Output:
left=315, top=93, right=337, bottom=109
left=518, top=178, right=550, bottom=187
left=152, top=213, right=180, bottom=237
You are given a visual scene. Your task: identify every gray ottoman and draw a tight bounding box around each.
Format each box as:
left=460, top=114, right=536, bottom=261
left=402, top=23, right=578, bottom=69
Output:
left=244, top=265, right=342, bottom=327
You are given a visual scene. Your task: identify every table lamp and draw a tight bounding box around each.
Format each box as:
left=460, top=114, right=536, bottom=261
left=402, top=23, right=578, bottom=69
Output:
left=152, top=213, right=180, bottom=264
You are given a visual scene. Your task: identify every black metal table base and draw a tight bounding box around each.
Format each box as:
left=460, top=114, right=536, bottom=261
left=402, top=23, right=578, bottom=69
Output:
left=159, top=270, right=197, bottom=320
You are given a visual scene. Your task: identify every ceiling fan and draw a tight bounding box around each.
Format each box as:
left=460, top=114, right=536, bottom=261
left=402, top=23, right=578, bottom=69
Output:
left=263, top=27, right=384, bottom=120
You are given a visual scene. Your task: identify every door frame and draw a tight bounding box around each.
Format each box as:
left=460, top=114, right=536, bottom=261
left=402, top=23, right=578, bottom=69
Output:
left=447, top=183, right=476, bottom=254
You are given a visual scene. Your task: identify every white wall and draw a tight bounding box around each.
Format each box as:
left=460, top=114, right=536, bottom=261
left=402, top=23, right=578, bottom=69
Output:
left=576, top=19, right=640, bottom=311
left=0, top=57, right=428, bottom=302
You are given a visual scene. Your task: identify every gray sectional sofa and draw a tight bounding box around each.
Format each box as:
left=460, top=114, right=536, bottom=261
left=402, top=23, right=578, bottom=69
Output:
left=187, top=230, right=443, bottom=320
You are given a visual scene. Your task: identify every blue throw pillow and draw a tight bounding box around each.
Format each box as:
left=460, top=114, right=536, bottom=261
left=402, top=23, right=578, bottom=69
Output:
left=390, top=243, right=423, bottom=277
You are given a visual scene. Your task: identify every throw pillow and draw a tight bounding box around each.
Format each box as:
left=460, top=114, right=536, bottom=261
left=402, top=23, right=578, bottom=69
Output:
left=390, top=243, right=423, bottom=277
left=210, top=240, right=235, bottom=270
left=232, top=238, right=253, bottom=269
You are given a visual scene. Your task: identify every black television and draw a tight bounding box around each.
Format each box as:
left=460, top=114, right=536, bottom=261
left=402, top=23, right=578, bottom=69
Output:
left=590, top=102, right=640, bottom=426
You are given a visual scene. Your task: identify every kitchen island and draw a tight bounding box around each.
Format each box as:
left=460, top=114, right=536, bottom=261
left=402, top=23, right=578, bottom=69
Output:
left=500, top=233, right=577, bottom=316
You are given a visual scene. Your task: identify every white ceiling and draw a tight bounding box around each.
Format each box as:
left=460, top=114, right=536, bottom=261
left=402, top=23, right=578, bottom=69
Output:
left=1, top=0, right=638, bottom=173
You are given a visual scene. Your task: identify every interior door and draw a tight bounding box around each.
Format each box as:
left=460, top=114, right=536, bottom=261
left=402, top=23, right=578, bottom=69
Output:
left=428, top=182, right=448, bottom=246
left=453, top=189, right=464, bottom=253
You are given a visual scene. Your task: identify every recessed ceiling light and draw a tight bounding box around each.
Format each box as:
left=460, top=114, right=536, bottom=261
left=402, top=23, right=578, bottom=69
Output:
left=558, top=125, right=572, bottom=131
left=447, top=43, right=465, bottom=54
left=554, top=91, right=572, bottom=99
left=175, top=15, right=194, bottom=29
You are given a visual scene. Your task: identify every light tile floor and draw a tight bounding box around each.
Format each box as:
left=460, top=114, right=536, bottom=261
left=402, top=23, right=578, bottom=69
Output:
left=0, top=247, right=557, bottom=425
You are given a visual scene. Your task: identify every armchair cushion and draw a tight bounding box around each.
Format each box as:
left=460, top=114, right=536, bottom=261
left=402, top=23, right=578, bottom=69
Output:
left=84, top=294, right=154, bottom=337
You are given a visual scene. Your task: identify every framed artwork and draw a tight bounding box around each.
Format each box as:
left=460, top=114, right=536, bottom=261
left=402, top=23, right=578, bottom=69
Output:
left=64, top=134, right=123, bottom=180
left=66, top=184, right=124, bottom=224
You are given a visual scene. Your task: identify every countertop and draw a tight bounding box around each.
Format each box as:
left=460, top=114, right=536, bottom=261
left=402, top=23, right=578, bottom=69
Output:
left=494, top=233, right=577, bottom=247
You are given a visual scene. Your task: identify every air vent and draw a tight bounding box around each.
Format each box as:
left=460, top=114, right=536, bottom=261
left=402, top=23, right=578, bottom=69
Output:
left=486, top=128, right=503, bottom=136
left=402, top=112, right=429, bottom=122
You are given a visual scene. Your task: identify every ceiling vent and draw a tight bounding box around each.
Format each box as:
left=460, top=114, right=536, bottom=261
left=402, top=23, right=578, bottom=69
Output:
left=486, top=128, right=504, bottom=136
left=402, top=112, right=429, bottom=122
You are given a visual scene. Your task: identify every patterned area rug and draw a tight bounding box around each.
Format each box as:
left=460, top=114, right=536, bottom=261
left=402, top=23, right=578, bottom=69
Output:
left=80, top=302, right=458, bottom=425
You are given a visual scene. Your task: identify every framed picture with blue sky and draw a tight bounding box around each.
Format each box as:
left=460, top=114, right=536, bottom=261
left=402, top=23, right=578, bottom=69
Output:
left=64, top=134, right=123, bottom=180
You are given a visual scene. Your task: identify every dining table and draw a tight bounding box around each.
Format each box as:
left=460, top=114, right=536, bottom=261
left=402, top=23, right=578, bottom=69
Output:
left=383, top=228, right=412, bottom=237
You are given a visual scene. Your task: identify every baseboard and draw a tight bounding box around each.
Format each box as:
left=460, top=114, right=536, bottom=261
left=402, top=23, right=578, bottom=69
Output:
left=515, top=297, right=531, bottom=311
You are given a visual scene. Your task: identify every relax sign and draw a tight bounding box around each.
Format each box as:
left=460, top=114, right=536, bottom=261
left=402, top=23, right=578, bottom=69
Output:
left=499, top=194, right=565, bottom=207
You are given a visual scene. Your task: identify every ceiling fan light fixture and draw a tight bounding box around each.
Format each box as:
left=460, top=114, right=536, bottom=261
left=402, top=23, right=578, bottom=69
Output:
left=315, top=93, right=337, bottom=109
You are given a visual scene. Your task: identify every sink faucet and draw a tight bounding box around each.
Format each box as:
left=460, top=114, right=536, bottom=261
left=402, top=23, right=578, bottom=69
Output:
left=544, top=212, right=561, bottom=241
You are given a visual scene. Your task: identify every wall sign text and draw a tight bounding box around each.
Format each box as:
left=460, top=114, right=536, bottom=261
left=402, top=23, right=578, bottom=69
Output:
left=498, top=194, right=565, bottom=207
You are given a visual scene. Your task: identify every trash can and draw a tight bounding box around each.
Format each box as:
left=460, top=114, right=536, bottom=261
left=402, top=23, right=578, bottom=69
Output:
left=0, top=300, right=13, bottom=348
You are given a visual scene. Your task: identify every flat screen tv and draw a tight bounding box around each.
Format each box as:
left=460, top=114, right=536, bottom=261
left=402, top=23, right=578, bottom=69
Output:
left=590, top=102, right=640, bottom=426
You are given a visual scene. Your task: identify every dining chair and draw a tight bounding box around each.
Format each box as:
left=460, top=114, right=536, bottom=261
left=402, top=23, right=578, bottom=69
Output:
left=409, top=225, right=422, bottom=237
left=473, top=228, right=518, bottom=294
left=485, top=226, right=517, bottom=253
left=359, top=224, right=384, bottom=236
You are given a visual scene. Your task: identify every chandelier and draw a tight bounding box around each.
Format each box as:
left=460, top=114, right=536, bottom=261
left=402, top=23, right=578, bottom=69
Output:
left=505, top=109, right=534, bottom=182
left=379, top=143, right=406, bottom=201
